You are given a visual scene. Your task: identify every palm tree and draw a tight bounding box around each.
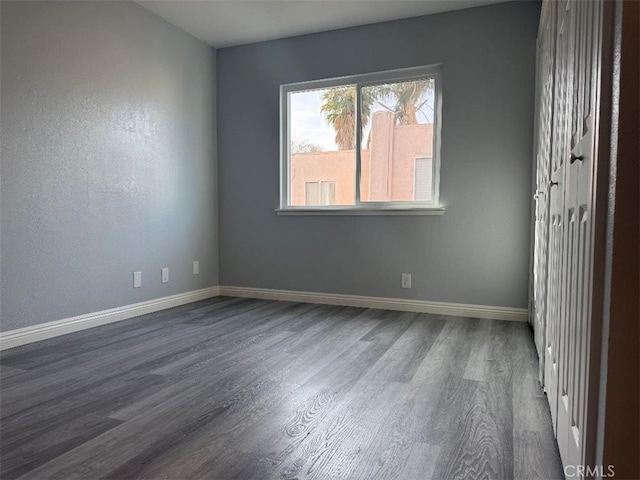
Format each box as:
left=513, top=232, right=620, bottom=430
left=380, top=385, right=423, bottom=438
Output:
left=320, top=79, right=434, bottom=150
left=370, top=78, right=434, bottom=125
left=320, top=86, right=374, bottom=150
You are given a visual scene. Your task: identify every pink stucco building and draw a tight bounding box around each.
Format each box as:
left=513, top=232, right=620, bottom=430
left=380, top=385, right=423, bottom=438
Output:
left=290, top=111, right=433, bottom=206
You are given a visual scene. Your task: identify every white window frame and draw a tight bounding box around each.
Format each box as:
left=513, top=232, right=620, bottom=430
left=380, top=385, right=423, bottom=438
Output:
left=278, top=64, right=444, bottom=216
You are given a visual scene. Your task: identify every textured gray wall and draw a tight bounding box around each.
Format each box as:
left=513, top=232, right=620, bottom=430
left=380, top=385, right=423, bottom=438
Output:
left=217, top=2, right=540, bottom=308
left=0, top=1, right=218, bottom=331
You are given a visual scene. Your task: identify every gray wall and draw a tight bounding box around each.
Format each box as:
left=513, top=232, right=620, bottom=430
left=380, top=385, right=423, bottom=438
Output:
left=217, top=2, right=540, bottom=308
left=0, top=1, right=218, bottom=331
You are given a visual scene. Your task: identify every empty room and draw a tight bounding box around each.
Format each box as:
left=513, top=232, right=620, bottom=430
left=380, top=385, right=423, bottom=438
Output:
left=0, top=0, right=637, bottom=479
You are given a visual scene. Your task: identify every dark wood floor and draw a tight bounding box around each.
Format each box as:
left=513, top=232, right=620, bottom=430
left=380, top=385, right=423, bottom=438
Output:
left=0, top=297, right=564, bottom=480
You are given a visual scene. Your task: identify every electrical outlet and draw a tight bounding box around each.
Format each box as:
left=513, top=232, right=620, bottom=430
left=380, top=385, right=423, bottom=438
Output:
left=193, top=261, right=199, bottom=275
left=401, top=273, right=412, bottom=289
left=161, top=267, right=169, bottom=284
left=133, top=271, right=142, bottom=288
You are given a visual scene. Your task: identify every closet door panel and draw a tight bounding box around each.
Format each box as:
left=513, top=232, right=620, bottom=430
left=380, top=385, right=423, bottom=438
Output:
left=544, top=0, right=572, bottom=434
left=532, top=2, right=555, bottom=383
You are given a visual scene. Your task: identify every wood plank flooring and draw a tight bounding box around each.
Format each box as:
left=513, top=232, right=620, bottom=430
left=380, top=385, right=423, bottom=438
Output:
left=0, top=297, right=564, bottom=479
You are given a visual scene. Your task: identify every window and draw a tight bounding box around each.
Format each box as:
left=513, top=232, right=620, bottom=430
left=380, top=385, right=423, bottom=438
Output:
left=414, top=157, right=433, bottom=201
left=280, top=65, right=442, bottom=214
left=305, top=181, right=336, bottom=206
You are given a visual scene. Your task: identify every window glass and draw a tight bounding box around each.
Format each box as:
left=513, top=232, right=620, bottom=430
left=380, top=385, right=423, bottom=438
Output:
left=289, top=87, right=355, bottom=206
left=360, top=79, right=435, bottom=202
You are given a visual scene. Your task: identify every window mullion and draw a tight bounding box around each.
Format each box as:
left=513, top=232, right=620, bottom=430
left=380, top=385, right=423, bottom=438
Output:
left=355, top=84, right=362, bottom=205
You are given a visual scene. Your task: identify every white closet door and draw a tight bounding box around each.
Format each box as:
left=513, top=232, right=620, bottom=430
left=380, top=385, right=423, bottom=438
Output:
left=532, top=2, right=555, bottom=384
left=556, top=0, right=601, bottom=472
left=544, top=0, right=572, bottom=434
left=535, top=0, right=608, bottom=475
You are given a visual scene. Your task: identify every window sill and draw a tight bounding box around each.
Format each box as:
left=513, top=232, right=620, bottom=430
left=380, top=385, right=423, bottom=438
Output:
left=275, top=206, right=445, bottom=216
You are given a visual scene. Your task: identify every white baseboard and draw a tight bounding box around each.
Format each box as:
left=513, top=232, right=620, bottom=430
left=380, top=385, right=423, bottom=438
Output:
left=0, top=286, right=220, bottom=351
left=219, top=286, right=529, bottom=322
left=0, top=284, right=527, bottom=351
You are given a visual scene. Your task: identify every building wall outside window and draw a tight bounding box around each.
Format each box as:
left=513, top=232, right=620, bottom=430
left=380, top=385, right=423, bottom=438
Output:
left=290, top=112, right=433, bottom=205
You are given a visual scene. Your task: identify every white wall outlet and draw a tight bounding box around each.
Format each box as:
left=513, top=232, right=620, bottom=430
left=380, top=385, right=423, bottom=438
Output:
left=401, top=273, right=412, bottom=289
left=161, top=267, right=169, bottom=284
left=133, top=271, right=142, bottom=288
left=193, top=261, right=199, bottom=275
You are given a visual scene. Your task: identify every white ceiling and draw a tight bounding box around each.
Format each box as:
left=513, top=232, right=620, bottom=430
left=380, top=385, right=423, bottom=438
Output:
left=136, top=0, right=508, bottom=48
